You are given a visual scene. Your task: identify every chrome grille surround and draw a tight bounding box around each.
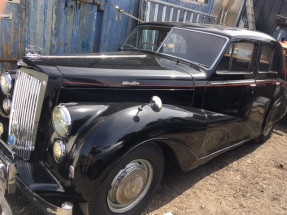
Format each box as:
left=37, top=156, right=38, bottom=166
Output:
left=9, top=68, right=48, bottom=160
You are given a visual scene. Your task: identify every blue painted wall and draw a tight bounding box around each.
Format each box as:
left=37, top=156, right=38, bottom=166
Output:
left=98, top=0, right=140, bottom=52
left=25, top=0, right=98, bottom=55
left=25, top=0, right=214, bottom=53
left=0, top=0, right=25, bottom=71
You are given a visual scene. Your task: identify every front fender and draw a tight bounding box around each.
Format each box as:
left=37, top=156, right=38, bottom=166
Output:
left=67, top=103, right=206, bottom=201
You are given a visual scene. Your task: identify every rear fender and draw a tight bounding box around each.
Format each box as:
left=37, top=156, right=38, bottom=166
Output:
left=264, top=83, right=287, bottom=129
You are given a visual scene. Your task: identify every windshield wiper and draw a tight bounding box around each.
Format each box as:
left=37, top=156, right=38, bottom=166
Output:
left=176, top=58, right=206, bottom=70
left=188, top=60, right=208, bottom=69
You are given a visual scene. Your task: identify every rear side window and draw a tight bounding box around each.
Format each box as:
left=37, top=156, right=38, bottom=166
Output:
left=259, top=45, right=278, bottom=73
left=217, top=42, right=255, bottom=73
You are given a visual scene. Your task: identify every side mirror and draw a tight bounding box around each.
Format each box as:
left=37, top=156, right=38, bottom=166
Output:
left=150, top=96, right=162, bottom=112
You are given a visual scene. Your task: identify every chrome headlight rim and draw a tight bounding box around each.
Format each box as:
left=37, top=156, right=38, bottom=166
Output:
left=53, top=139, right=66, bottom=163
left=52, top=105, right=71, bottom=137
left=0, top=72, right=12, bottom=95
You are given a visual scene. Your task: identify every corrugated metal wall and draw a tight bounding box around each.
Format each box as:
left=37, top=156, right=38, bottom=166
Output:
left=98, top=0, right=215, bottom=52
left=140, top=0, right=217, bottom=24
left=1, top=0, right=219, bottom=64
left=252, top=0, right=287, bottom=34
left=98, top=0, right=140, bottom=52
left=162, top=0, right=214, bottom=13
left=211, top=0, right=245, bottom=26
left=0, top=0, right=26, bottom=71
left=26, top=0, right=98, bottom=55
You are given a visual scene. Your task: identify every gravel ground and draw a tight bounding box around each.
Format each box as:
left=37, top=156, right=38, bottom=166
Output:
left=4, top=118, right=287, bottom=215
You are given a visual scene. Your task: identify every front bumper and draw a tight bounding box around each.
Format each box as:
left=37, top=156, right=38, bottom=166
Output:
left=0, top=139, right=73, bottom=215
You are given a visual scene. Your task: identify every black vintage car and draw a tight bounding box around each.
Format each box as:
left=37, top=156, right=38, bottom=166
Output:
left=0, top=22, right=286, bottom=215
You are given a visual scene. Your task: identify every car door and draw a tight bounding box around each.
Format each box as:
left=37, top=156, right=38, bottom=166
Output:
left=243, top=43, right=282, bottom=139
left=201, top=42, right=256, bottom=157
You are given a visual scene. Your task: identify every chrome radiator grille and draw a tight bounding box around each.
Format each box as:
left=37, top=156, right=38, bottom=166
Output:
left=9, top=69, right=48, bottom=160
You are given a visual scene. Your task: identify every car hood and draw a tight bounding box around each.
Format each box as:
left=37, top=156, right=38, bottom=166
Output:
left=22, top=51, right=197, bottom=89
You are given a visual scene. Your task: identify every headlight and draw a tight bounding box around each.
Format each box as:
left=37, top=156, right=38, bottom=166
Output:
left=52, top=105, right=71, bottom=137
left=0, top=72, right=12, bottom=95
left=53, top=140, right=66, bottom=163
left=3, top=98, right=11, bottom=113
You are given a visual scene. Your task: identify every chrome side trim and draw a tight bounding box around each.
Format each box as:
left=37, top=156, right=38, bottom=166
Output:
left=210, top=79, right=255, bottom=85
left=41, top=55, right=146, bottom=59
left=0, top=147, right=16, bottom=194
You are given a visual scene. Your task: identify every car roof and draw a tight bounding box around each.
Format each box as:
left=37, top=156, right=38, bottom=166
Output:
left=140, top=22, right=276, bottom=42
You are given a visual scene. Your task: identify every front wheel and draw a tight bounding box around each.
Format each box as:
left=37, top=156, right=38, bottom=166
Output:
left=80, top=142, right=164, bottom=215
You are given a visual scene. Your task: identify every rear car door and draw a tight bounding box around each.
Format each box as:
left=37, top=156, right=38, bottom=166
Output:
left=243, top=43, right=284, bottom=138
left=201, top=42, right=256, bottom=157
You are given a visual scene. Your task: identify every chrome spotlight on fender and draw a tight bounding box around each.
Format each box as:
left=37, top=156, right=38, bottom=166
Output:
left=149, top=96, right=162, bottom=112
left=133, top=96, right=163, bottom=122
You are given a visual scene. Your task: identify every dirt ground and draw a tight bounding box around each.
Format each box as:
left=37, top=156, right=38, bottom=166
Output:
left=5, top=118, right=287, bottom=215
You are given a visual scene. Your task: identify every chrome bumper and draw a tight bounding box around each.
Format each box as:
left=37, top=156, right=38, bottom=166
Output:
left=0, top=139, right=73, bottom=215
left=0, top=139, right=16, bottom=195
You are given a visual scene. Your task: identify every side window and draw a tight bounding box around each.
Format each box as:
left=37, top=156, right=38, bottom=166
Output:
left=259, top=45, right=278, bottom=73
left=217, top=42, right=255, bottom=73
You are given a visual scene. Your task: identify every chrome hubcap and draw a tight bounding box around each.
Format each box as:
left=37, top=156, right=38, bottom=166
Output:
left=107, top=159, right=153, bottom=213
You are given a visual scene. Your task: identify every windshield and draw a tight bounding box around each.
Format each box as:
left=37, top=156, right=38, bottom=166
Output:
left=122, top=27, right=171, bottom=52
left=273, top=26, right=287, bottom=41
left=123, top=26, right=228, bottom=68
